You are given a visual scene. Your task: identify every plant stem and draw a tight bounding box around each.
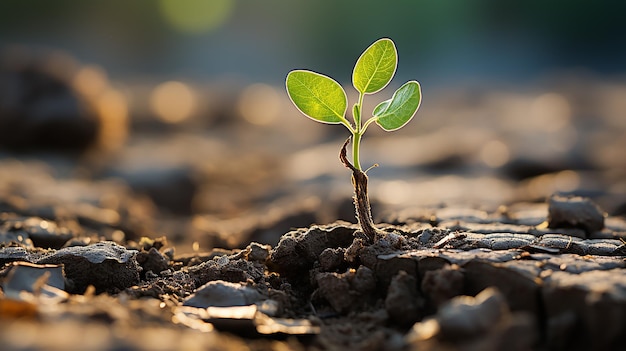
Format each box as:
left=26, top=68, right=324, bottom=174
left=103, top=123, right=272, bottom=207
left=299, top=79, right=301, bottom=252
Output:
left=340, top=137, right=379, bottom=243
left=352, top=131, right=362, bottom=171
left=352, top=92, right=365, bottom=171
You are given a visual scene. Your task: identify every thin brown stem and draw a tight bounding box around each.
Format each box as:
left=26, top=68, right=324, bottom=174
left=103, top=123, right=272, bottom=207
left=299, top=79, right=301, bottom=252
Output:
left=339, top=137, right=379, bottom=243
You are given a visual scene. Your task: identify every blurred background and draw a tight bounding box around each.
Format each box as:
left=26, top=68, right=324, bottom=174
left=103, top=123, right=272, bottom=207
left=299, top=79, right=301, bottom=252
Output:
left=1, top=0, right=625, bottom=250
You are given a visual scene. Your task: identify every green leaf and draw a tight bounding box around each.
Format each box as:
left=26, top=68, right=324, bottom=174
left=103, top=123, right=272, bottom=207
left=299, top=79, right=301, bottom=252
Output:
left=352, top=38, right=397, bottom=94
left=373, top=81, right=421, bottom=131
left=286, top=70, right=347, bottom=124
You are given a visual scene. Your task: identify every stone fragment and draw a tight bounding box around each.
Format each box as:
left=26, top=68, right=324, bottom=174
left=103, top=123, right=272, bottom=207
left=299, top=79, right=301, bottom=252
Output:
left=183, top=280, right=264, bottom=308
left=36, top=241, right=139, bottom=293
left=548, top=195, right=605, bottom=234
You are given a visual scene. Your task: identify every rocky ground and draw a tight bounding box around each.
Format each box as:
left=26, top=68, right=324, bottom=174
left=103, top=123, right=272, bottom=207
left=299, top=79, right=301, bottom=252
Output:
left=0, top=50, right=625, bottom=350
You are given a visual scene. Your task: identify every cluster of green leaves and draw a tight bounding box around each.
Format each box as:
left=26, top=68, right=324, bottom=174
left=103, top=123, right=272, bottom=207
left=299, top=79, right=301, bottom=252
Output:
left=286, top=38, right=421, bottom=170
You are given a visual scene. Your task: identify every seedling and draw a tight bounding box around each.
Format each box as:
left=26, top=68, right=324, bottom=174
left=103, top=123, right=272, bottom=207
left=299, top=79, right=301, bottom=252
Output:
left=286, top=38, right=421, bottom=242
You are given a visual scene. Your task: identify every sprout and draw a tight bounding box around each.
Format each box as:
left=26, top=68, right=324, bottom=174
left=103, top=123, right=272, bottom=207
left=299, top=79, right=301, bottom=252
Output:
left=286, top=38, right=422, bottom=242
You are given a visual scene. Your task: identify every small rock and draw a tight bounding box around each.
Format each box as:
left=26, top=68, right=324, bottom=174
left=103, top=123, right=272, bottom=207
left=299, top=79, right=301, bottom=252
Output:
left=548, top=195, right=605, bottom=234
left=36, top=241, right=139, bottom=293
left=183, top=280, right=264, bottom=308
left=135, top=247, right=170, bottom=276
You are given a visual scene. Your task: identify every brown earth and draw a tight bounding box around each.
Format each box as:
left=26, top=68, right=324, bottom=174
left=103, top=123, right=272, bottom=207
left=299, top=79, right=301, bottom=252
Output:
left=1, top=50, right=625, bottom=351
left=1, top=195, right=624, bottom=351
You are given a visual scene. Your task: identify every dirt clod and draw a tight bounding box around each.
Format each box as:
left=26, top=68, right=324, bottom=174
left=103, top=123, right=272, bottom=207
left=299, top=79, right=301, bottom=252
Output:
left=548, top=195, right=605, bottom=235
left=183, top=280, right=264, bottom=308
left=269, top=223, right=355, bottom=278
left=319, top=247, right=345, bottom=272
left=36, top=241, right=140, bottom=293
left=421, top=264, right=464, bottom=307
left=385, top=270, right=424, bottom=326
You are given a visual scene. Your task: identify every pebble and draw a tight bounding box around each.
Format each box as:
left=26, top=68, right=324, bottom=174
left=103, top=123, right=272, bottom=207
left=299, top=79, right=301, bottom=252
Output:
left=548, top=195, right=605, bottom=234
left=36, top=241, right=139, bottom=293
left=183, top=280, right=264, bottom=308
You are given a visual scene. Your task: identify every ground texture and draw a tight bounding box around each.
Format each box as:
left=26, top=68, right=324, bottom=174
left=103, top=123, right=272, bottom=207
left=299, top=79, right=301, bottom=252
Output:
left=1, top=51, right=625, bottom=350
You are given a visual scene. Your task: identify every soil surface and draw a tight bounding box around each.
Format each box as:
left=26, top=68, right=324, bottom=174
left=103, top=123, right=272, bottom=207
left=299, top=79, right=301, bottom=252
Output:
left=1, top=50, right=625, bottom=350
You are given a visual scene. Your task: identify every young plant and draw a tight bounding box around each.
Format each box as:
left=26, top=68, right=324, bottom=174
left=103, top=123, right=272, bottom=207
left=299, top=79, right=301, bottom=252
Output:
left=285, top=38, right=421, bottom=242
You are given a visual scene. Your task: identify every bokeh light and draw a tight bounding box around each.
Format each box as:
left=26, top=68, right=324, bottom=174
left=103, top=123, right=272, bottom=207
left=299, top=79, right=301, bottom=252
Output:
left=95, top=89, right=129, bottom=151
left=237, top=83, right=281, bottom=126
left=73, top=65, right=108, bottom=99
left=158, top=0, right=234, bottom=34
left=529, top=93, right=571, bottom=132
left=480, top=140, right=510, bottom=168
left=150, top=81, right=197, bottom=123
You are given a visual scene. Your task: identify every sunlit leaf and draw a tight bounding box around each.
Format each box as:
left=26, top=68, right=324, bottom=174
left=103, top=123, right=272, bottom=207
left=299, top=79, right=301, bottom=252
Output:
left=286, top=70, right=347, bottom=124
left=352, top=38, right=397, bottom=94
left=373, top=81, right=421, bottom=131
